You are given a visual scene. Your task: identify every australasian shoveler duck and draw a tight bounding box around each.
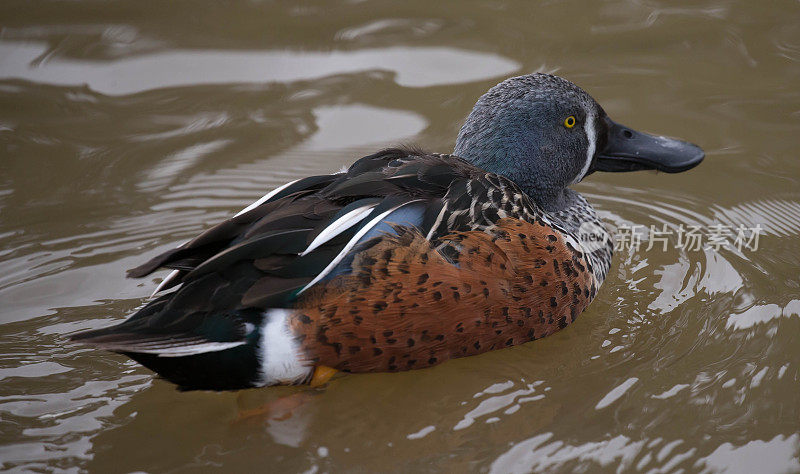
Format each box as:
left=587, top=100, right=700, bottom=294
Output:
left=71, top=74, right=703, bottom=390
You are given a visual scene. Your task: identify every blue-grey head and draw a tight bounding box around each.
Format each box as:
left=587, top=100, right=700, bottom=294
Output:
left=454, top=73, right=704, bottom=211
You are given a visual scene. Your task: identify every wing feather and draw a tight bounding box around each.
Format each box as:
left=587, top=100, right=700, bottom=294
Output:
left=75, top=148, right=548, bottom=359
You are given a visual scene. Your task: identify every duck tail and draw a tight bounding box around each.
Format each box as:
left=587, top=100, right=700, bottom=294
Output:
left=69, top=303, right=265, bottom=390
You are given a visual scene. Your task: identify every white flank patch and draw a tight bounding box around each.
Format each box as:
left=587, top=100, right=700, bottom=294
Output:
left=234, top=178, right=300, bottom=217
left=153, top=341, right=247, bottom=357
left=259, top=309, right=311, bottom=385
left=300, top=203, right=378, bottom=256
left=573, top=112, right=596, bottom=184
left=297, top=200, right=421, bottom=295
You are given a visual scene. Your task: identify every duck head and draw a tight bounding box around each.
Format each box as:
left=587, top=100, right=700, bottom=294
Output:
left=454, top=73, right=704, bottom=211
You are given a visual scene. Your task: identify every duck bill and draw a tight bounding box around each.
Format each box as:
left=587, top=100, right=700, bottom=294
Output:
left=590, top=117, right=704, bottom=173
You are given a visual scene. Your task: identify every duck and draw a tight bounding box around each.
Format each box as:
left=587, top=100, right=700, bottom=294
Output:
left=70, top=73, right=703, bottom=391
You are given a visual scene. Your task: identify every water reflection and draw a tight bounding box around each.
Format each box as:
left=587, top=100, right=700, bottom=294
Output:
left=491, top=432, right=800, bottom=473
left=0, top=374, right=149, bottom=466
left=454, top=380, right=547, bottom=431
left=0, top=41, right=520, bottom=95
left=490, top=432, right=646, bottom=473
left=695, top=434, right=800, bottom=472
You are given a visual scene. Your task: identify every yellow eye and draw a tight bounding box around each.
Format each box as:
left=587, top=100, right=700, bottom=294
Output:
left=564, top=116, right=576, bottom=128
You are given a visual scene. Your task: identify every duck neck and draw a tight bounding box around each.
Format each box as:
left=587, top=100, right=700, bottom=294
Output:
left=537, top=188, right=593, bottom=234
left=490, top=169, right=586, bottom=226
left=533, top=187, right=575, bottom=214
left=463, top=153, right=573, bottom=215
left=546, top=187, right=613, bottom=285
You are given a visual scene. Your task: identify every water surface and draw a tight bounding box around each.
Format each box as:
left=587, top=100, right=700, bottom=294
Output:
left=1, top=0, right=799, bottom=471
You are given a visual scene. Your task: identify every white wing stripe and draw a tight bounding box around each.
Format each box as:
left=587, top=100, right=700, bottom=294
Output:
left=132, top=341, right=247, bottom=357
left=299, top=203, right=378, bottom=256
left=151, top=179, right=302, bottom=297
left=297, top=200, right=421, bottom=295
left=150, top=239, right=190, bottom=297
left=425, top=204, right=448, bottom=241
left=234, top=178, right=300, bottom=218
left=151, top=269, right=182, bottom=297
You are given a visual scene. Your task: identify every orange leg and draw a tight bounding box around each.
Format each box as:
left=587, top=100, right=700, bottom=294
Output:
left=309, top=365, right=338, bottom=388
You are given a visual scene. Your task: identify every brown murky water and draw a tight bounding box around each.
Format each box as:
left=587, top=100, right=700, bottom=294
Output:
left=2, top=0, right=800, bottom=472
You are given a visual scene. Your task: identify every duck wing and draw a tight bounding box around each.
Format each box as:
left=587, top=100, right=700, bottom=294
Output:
left=71, top=148, right=544, bottom=354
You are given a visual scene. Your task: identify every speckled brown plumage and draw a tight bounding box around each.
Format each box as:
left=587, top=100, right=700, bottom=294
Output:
left=291, top=217, right=596, bottom=373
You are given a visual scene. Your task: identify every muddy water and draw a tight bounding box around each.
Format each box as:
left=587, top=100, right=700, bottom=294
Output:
left=1, top=0, right=799, bottom=472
